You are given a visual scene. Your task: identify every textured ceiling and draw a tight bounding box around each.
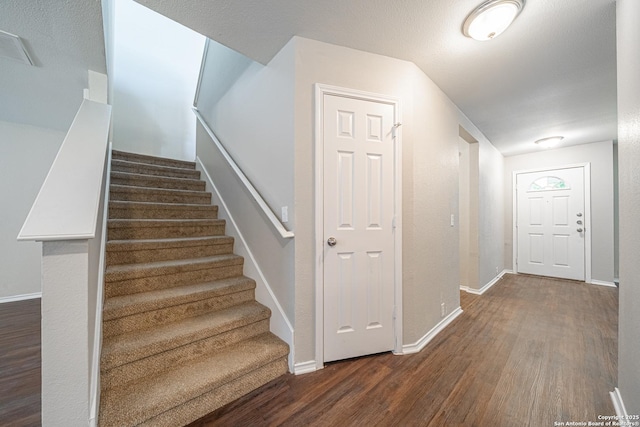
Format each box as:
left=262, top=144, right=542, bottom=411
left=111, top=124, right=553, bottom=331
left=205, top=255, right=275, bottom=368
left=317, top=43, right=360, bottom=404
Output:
left=0, top=0, right=107, bottom=131
left=135, top=0, right=617, bottom=156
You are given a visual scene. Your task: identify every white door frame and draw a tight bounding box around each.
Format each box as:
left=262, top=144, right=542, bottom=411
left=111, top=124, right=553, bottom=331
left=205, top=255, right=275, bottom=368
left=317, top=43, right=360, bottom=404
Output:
left=512, top=163, right=592, bottom=283
left=314, top=84, right=403, bottom=368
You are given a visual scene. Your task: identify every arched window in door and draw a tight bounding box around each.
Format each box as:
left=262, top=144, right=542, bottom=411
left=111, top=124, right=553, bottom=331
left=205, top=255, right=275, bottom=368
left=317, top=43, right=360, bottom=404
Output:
left=528, top=176, right=570, bottom=192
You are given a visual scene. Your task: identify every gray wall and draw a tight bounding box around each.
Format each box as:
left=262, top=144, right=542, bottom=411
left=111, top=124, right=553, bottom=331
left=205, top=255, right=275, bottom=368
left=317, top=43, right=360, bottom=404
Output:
left=504, top=140, right=615, bottom=283
left=616, top=0, right=640, bottom=414
left=0, top=121, right=64, bottom=300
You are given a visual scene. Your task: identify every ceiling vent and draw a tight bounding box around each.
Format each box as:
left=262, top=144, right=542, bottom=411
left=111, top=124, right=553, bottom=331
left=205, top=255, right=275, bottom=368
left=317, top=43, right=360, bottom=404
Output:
left=0, top=30, right=34, bottom=66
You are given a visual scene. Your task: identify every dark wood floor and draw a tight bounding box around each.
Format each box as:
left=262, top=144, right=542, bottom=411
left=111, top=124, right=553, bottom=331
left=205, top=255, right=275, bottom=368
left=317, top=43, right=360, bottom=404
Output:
left=189, top=274, right=618, bottom=427
left=0, top=274, right=618, bottom=426
left=0, top=298, right=41, bottom=427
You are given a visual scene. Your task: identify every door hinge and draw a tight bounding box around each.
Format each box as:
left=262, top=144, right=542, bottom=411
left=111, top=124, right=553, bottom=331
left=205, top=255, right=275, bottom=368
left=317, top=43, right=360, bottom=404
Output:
left=392, top=123, right=402, bottom=138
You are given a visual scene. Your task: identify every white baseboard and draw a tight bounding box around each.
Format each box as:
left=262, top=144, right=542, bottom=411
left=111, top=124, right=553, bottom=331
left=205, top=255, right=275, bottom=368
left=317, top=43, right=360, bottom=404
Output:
left=0, top=292, right=42, bottom=304
left=460, top=269, right=510, bottom=295
left=196, top=158, right=295, bottom=371
left=401, top=307, right=463, bottom=354
left=590, top=279, right=617, bottom=288
left=294, top=360, right=320, bottom=375
left=610, top=387, right=629, bottom=420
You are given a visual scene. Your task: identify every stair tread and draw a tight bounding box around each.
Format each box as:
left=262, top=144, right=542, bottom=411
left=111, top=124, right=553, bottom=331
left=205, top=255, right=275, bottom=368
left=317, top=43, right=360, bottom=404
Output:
left=105, top=254, right=242, bottom=279
left=108, top=218, right=224, bottom=226
left=103, top=276, right=255, bottom=320
left=111, top=150, right=196, bottom=169
left=112, top=158, right=196, bottom=172
left=100, top=332, right=288, bottom=426
left=107, top=235, right=233, bottom=250
left=111, top=171, right=202, bottom=184
left=101, top=301, right=271, bottom=368
left=110, top=184, right=209, bottom=196
left=111, top=161, right=201, bottom=180
left=109, top=200, right=217, bottom=211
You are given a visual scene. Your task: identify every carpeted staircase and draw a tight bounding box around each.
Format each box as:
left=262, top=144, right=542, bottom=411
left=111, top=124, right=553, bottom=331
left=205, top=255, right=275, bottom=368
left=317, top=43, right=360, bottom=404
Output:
left=99, top=150, right=289, bottom=426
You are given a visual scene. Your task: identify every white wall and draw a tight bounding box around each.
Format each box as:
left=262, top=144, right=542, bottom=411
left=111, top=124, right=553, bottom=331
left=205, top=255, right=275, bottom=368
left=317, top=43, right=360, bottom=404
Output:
left=195, top=38, right=296, bottom=326
left=503, top=140, right=615, bottom=283
left=194, top=35, right=504, bottom=365
left=616, top=0, right=640, bottom=415
left=195, top=41, right=254, bottom=110
left=292, top=37, right=502, bottom=359
left=0, top=121, right=64, bottom=300
left=195, top=40, right=295, bottom=226
left=111, top=0, right=204, bottom=161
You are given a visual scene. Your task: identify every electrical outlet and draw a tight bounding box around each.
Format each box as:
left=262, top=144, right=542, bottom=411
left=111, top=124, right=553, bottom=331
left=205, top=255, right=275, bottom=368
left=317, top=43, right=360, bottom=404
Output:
left=281, top=206, right=288, bottom=223
left=441, top=302, right=446, bottom=317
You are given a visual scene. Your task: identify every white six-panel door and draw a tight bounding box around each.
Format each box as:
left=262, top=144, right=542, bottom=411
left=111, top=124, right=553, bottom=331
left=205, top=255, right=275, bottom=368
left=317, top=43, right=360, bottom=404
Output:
left=322, top=94, right=396, bottom=362
left=516, top=167, right=585, bottom=281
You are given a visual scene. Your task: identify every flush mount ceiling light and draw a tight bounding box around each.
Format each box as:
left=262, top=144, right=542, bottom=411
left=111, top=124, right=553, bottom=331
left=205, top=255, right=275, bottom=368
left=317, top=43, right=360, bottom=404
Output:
left=534, top=136, right=564, bottom=148
left=463, top=0, right=526, bottom=41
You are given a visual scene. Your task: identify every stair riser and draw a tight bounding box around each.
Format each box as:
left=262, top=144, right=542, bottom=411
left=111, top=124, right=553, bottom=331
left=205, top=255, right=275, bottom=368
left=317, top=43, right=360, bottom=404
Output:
left=111, top=174, right=205, bottom=192
left=138, top=358, right=288, bottom=427
left=111, top=161, right=200, bottom=180
left=101, top=319, right=270, bottom=390
left=111, top=151, right=196, bottom=170
left=108, top=224, right=225, bottom=240
left=109, top=204, right=218, bottom=220
left=110, top=189, right=211, bottom=205
left=105, top=264, right=245, bottom=298
left=104, top=289, right=255, bottom=338
left=107, top=242, right=234, bottom=265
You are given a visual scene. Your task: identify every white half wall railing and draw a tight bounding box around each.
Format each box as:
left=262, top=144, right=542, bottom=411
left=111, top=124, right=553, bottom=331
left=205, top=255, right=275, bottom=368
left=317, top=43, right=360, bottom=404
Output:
left=192, top=108, right=294, bottom=239
left=18, top=99, right=112, bottom=426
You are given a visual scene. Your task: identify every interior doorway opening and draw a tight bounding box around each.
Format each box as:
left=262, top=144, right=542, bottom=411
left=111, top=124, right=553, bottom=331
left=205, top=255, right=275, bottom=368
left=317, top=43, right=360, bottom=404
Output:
left=458, top=127, right=479, bottom=292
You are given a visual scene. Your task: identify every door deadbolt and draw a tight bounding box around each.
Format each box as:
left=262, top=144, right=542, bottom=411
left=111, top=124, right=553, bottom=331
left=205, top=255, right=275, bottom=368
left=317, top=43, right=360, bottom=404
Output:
left=577, top=213, right=583, bottom=217
left=577, top=228, right=584, bottom=233
left=327, top=237, right=337, bottom=247
left=577, top=220, right=583, bottom=225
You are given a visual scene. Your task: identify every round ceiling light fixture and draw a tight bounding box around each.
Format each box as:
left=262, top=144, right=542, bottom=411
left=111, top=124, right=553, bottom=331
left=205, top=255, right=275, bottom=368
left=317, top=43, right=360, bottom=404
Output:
left=462, top=0, right=526, bottom=41
left=534, top=136, right=564, bottom=148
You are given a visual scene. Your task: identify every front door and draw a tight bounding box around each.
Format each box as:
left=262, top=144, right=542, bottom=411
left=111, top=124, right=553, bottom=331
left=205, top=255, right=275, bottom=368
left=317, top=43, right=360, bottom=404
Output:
left=516, top=166, right=586, bottom=281
left=322, top=94, right=396, bottom=362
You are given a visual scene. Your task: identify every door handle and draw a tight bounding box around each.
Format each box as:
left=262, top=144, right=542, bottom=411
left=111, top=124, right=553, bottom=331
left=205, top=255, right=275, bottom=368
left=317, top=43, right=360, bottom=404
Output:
left=577, top=228, right=583, bottom=233
left=327, top=237, right=337, bottom=247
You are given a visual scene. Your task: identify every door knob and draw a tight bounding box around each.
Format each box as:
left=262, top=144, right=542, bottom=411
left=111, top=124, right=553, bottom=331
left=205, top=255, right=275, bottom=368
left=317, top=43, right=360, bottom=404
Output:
left=577, top=220, right=583, bottom=225
left=327, top=237, right=337, bottom=247
left=577, top=213, right=583, bottom=217
left=577, top=228, right=584, bottom=233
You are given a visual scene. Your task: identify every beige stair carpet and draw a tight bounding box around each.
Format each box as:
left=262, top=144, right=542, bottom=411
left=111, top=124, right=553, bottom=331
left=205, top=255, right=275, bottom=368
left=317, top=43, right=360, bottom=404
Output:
left=99, top=150, right=289, bottom=427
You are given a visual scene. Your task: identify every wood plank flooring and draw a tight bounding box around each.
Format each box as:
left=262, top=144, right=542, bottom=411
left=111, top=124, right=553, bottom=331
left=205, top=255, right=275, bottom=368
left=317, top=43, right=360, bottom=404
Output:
left=189, top=274, right=618, bottom=427
left=0, top=274, right=618, bottom=426
left=0, top=298, right=41, bottom=427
